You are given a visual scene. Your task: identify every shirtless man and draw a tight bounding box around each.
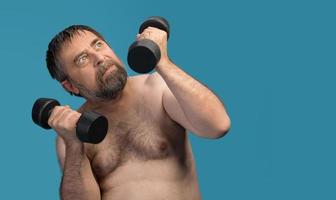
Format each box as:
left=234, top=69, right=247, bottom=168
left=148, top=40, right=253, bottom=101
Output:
left=45, top=24, right=231, bottom=200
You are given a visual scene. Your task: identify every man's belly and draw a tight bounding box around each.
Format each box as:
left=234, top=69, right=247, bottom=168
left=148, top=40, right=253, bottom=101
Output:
left=99, top=157, right=201, bottom=200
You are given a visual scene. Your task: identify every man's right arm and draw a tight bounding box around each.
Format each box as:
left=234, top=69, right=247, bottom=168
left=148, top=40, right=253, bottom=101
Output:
left=57, top=136, right=101, bottom=200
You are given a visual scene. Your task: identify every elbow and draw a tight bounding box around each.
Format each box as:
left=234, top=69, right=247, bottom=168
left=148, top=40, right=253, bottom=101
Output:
left=209, top=117, right=231, bottom=139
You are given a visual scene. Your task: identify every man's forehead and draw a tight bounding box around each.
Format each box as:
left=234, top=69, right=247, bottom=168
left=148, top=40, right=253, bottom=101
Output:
left=62, top=30, right=97, bottom=49
left=58, top=30, right=98, bottom=63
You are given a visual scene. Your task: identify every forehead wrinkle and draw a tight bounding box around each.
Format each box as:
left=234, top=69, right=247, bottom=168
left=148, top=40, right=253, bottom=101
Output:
left=58, top=31, right=89, bottom=67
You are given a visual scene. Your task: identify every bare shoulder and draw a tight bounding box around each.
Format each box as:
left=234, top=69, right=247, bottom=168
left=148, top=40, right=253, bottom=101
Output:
left=129, top=74, right=149, bottom=85
left=130, top=73, right=167, bottom=114
left=130, top=72, right=166, bottom=91
left=145, top=72, right=166, bottom=88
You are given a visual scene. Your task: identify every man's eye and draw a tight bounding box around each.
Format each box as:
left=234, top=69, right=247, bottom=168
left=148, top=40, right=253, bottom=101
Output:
left=78, top=54, right=88, bottom=64
left=95, top=41, right=103, bottom=48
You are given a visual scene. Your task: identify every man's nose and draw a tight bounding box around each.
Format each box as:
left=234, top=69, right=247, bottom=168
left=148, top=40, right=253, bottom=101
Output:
left=94, top=53, right=105, bottom=67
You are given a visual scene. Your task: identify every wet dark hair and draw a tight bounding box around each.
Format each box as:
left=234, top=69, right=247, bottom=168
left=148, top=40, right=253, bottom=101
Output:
left=46, top=25, right=105, bottom=96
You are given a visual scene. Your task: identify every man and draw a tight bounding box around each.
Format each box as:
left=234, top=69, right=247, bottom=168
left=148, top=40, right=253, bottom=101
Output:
left=46, top=24, right=230, bottom=200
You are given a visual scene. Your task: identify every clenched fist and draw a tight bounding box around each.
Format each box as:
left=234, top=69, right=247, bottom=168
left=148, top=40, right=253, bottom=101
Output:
left=48, top=105, right=81, bottom=143
left=136, top=26, right=171, bottom=68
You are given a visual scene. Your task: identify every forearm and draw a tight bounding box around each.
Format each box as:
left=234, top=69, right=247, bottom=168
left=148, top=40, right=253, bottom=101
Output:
left=61, top=142, right=99, bottom=200
left=157, top=61, right=230, bottom=137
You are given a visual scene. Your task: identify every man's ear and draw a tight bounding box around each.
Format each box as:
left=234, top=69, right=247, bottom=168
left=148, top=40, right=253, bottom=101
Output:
left=61, top=80, right=80, bottom=95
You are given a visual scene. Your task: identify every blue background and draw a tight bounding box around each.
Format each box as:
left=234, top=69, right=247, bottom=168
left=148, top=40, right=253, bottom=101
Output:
left=0, top=0, right=335, bottom=199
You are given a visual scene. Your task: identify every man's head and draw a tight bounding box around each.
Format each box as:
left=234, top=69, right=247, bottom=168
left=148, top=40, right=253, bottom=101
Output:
left=46, top=25, right=127, bottom=101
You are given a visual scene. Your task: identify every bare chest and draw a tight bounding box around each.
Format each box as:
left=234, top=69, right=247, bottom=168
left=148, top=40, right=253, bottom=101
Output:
left=85, top=99, right=186, bottom=179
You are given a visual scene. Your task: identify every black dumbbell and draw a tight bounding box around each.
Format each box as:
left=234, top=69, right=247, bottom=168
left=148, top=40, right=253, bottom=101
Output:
left=32, top=98, right=108, bottom=144
left=127, top=16, right=170, bottom=73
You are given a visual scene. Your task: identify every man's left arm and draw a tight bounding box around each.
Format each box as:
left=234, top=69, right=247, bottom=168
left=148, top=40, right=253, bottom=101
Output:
left=139, top=26, right=231, bottom=138
left=156, top=62, right=230, bottom=139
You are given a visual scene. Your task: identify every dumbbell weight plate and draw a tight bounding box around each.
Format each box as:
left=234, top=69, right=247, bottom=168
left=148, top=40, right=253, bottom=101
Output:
left=32, top=98, right=60, bottom=129
left=127, top=39, right=161, bottom=73
left=139, top=16, right=170, bottom=39
left=76, top=111, right=108, bottom=144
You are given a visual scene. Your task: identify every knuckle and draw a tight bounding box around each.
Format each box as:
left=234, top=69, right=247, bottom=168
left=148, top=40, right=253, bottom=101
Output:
left=63, top=109, right=72, bottom=116
left=53, top=105, right=63, bottom=112
left=71, top=113, right=81, bottom=122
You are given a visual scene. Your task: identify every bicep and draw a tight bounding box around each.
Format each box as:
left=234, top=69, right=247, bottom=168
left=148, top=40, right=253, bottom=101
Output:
left=162, top=83, right=199, bottom=134
left=148, top=72, right=199, bottom=134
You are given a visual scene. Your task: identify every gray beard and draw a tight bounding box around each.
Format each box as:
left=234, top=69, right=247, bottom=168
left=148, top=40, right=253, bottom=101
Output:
left=69, top=60, right=128, bottom=102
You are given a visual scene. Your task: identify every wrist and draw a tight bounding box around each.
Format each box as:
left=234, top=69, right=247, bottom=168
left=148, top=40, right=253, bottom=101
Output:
left=156, top=58, right=174, bottom=73
left=64, top=138, right=83, bottom=150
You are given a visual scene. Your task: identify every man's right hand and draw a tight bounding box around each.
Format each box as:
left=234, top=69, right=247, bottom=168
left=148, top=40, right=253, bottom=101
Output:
left=48, top=105, right=82, bottom=144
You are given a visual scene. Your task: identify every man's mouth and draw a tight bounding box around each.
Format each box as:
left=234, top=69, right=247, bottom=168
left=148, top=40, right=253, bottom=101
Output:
left=102, top=65, right=116, bottom=79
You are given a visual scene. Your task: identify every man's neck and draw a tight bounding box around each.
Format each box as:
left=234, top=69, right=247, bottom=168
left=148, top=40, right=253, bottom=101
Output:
left=84, top=78, right=134, bottom=113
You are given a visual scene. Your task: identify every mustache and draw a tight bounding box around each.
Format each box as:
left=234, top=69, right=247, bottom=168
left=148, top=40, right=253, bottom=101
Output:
left=97, top=59, right=116, bottom=77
